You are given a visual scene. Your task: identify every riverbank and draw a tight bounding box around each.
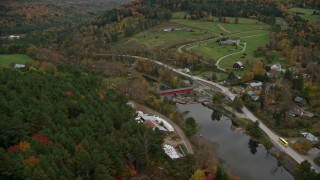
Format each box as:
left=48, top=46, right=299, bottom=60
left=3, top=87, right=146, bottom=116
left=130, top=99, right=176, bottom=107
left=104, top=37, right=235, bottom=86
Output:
left=205, top=102, right=298, bottom=175
left=177, top=103, right=293, bottom=179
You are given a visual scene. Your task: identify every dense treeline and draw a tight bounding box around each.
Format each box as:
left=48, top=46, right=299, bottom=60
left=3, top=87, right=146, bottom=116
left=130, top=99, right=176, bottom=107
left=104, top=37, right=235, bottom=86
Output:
left=0, top=65, right=166, bottom=179
left=145, top=0, right=281, bottom=23
left=291, top=0, right=320, bottom=9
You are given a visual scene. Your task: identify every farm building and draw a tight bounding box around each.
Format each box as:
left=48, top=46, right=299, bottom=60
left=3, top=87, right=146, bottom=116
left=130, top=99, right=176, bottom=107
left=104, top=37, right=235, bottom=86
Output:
left=233, top=61, right=244, bottom=70
left=219, top=39, right=240, bottom=45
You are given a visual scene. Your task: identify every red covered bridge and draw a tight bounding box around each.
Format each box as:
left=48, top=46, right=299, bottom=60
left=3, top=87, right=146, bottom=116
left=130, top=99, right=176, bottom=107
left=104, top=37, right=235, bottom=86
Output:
left=159, top=87, right=194, bottom=96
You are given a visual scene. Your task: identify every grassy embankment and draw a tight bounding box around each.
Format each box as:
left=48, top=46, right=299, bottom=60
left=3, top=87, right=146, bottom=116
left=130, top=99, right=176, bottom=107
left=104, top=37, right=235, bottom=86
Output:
left=0, top=54, right=34, bottom=68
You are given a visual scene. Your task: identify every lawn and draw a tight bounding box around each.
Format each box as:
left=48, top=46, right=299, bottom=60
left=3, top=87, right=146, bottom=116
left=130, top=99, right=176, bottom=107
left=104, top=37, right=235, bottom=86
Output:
left=290, top=7, right=320, bottom=26
left=0, top=54, right=34, bottom=68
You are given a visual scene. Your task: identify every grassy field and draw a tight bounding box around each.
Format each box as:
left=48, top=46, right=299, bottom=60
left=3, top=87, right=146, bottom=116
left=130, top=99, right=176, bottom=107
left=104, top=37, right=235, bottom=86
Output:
left=111, top=21, right=217, bottom=51
left=170, top=19, right=224, bottom=33
left=0, top=54, right=34, bottom=68
left=219, top=32, right=270, bottom=68
left=170, top=18, right=269, bottom=34
left=290, top=7, right=320, bottom=25
left=188, top=41, right=240, bottom=60
left=171, top=11, right=190, bottom=19
left=187, top=30, right=270, bottom=70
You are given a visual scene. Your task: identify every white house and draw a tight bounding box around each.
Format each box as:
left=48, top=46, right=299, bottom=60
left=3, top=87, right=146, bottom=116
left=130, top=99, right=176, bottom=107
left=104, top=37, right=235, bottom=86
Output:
left=271, top=63, right=282, bottom=72
left=14, top=64, right=26, bottom=68
left=9, top=35, right=20, bottom=40
left=182, top=68, right=190, bottom=73
left=249, top=82, right=263, bottom=89
left=219, top=39, right=240, bottom=45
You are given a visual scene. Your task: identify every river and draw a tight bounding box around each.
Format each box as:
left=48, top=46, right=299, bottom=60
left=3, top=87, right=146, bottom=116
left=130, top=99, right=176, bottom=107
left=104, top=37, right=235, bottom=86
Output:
left=177, top=103, right=293, bottom=180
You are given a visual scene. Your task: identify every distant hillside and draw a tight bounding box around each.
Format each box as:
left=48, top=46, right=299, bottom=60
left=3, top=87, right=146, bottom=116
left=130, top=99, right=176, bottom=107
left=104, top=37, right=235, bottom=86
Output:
left=0, top=0, right=132, bottom=35
left=52, top=0, right=133, bottom=12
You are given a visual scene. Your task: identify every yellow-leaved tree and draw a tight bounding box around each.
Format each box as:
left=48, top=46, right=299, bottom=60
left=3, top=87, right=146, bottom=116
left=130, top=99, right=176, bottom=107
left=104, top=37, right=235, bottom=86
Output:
left=190, top=169, right=205, bottom=180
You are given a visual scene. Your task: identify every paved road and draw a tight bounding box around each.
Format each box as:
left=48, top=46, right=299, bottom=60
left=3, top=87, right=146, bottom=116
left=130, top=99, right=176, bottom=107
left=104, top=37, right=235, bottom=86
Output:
left=95, top=53, right=319, bottom=172
left=131, top=102, right=194, bottom=154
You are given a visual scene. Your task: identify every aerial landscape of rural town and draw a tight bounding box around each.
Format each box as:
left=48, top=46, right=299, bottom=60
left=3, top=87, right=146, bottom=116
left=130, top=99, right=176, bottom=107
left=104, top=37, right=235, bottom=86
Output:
left=0, top=0, right=320, bottom=179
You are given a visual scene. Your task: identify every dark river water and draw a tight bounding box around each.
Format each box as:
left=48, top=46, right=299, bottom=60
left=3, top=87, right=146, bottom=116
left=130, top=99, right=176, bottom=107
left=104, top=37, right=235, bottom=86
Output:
left=177, top=103, right=293, bottom=180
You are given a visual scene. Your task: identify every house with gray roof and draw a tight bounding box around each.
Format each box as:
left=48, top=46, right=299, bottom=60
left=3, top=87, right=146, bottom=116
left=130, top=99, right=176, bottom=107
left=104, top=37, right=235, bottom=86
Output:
left=294, top=96, right=307, bottom=106
left=300, top=132, right=318, bottom=144
left=288, top=106, right=303, bottom=117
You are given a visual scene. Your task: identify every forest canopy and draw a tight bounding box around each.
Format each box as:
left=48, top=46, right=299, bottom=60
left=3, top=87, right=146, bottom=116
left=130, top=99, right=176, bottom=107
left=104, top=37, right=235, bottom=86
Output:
left=0, top=65, right=164, bottom=179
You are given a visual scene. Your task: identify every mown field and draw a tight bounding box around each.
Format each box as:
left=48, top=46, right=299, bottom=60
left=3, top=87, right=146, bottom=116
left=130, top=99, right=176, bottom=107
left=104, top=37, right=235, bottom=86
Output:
left=188, top=31, right=270, bottom=68
left=111, top=21, right=217, bottom=51
left=290, top=7, right=320, bottom=26
left=0, top=54, right=34, bottom=67
left=112, top=14, right=275, bottom=75
left=170, top=18, right=269, bottom=34
left=219, top=32, right=270, bottom=68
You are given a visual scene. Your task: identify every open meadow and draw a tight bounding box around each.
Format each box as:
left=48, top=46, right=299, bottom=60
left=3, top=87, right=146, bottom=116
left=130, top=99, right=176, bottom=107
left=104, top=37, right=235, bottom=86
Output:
left=0, top=54, right=34, bottom=67
left=111, top=21, right=217, bottom=52
left=112, top=14, right=276, bottom=75
left=290, top=7, right=320, bottom=26
left=170, top=18, right=269, bottom=34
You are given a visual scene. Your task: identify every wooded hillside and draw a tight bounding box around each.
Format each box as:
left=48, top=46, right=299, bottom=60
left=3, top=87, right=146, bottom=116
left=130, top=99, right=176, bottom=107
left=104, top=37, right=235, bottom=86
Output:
left=0, top=64, right=164, bottom=179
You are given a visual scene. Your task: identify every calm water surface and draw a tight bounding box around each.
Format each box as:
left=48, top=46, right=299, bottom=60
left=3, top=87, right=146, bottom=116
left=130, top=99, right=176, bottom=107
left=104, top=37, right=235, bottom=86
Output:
left=177, top=103, right=293, bottom=180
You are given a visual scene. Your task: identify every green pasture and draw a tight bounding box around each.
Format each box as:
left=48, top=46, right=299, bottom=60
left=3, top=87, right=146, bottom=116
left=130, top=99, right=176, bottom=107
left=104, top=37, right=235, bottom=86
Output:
left=219, top=32, right=270, bottom=68
left=170, top=18, right=269, bottom=34
left=171, top=11, right=190, bottom=19
left=170, top=19, right=224, bottom=33
left=188, top=41, right=239, bottom=60
left=113, top=22, right=216, bottom=50
left=186, top=30, right=270, bottom=73
left=0, top=54, right=34, bottom=68
left=290, top=7, right=320, bottom=25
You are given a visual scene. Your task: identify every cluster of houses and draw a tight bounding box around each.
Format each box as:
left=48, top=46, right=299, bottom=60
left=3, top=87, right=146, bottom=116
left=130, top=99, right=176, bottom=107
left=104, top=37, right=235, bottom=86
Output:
left=136, top=111, right=175, bottom=132
left=163, top=27, right=193, bottom=32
